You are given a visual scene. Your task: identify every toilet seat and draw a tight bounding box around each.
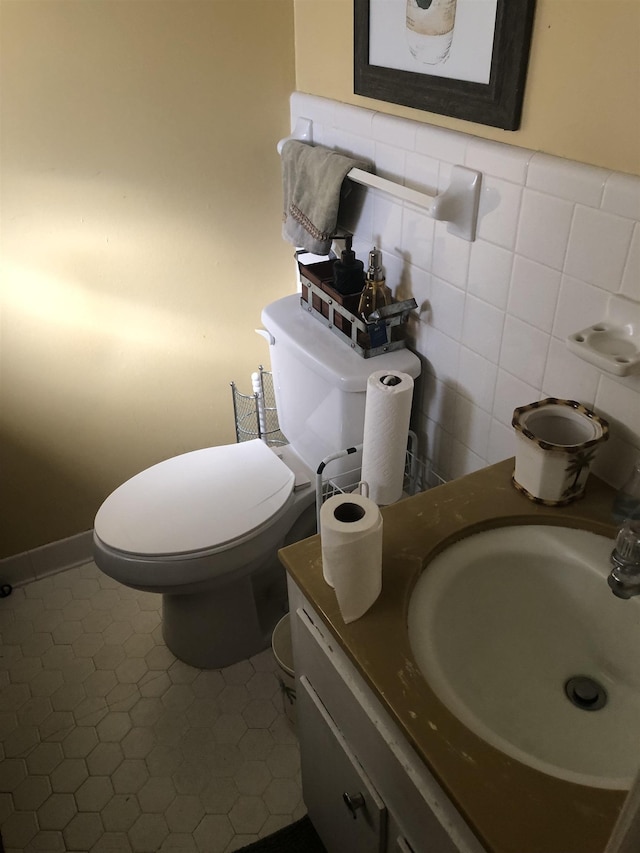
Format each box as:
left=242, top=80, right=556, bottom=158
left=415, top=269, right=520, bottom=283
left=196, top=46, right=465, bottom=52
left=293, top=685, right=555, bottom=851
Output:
left=94, top=439, right=295, bottom=558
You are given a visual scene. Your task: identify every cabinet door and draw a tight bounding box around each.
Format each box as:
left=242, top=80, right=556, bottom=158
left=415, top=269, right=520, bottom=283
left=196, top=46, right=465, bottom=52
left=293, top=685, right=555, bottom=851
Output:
left=298, top=675, right=386, bottom=853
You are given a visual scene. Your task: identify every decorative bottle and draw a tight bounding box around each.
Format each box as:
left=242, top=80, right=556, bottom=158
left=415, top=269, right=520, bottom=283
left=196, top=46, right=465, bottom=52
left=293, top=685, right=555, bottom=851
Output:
left=358, top=248, right=391, bottom=320
left=406, top=0, right=457, bottom=65
left=612, top=461, right=640, bottom=522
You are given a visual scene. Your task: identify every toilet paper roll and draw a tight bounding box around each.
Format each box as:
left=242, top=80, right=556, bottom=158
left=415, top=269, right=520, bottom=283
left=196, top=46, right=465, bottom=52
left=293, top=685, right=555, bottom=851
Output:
left=361, top=370, right=414, bottom=506
left=320, top=493, right=383, bottom=624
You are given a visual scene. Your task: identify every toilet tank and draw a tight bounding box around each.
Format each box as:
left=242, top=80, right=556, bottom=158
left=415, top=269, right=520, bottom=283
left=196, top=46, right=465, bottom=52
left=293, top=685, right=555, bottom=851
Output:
left=261, top=295, right=421, bottom=473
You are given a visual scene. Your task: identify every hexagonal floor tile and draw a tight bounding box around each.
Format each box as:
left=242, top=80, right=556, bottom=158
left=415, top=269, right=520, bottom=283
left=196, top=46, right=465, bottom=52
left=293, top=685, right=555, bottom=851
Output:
left=0, top=561, right=304, bottom=853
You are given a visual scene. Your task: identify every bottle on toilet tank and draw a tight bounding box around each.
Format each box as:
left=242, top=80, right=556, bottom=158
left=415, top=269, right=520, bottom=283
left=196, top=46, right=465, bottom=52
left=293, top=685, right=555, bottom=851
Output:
left=332, top=234, right=365, bottom=296
left=358, top=247, right=392, bottom=320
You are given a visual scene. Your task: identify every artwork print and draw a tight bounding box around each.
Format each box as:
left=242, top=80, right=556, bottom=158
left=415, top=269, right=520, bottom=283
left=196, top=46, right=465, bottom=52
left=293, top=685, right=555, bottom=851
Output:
left=354, top=0, right=537, bottom=130
left=369, top=0, right=498, bottom=85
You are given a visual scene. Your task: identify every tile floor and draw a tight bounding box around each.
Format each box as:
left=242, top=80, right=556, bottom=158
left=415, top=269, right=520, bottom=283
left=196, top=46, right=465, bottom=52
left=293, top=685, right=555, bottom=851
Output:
left=0, top=562, right=304, bottom=852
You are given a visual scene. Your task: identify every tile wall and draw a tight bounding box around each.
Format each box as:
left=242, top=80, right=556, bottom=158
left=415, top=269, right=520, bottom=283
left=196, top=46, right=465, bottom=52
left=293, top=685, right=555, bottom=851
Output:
left=289, top=93, right=640, bottom=490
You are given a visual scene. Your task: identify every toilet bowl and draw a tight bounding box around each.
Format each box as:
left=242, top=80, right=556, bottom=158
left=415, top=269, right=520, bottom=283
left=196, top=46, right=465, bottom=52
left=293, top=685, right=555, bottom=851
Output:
left=93, top=294, right=421, bottom=670
left=94, top=440, right=316, bottom=669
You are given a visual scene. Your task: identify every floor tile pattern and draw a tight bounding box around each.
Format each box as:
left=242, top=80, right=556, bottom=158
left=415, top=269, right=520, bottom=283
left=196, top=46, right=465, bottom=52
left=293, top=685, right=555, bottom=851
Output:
left=0, top=563, right=303, bottom=852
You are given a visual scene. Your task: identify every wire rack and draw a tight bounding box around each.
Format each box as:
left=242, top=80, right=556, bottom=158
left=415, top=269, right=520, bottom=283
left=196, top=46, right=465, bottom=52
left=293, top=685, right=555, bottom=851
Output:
left=231, top=370, right=446, bottom=530
left=230, top=366, right=287, bottom=447
left=315, top=431, right=442, bottom=531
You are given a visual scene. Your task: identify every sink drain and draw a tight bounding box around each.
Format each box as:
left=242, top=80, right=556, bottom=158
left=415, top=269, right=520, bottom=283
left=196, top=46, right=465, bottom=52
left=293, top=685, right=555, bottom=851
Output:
left=564, top=676, right=607, bottom=711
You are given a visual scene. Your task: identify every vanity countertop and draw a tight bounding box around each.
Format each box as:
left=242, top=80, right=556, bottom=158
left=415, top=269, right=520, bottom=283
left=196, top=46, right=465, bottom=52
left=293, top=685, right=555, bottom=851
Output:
left=278, top=458, right=628, bottom=853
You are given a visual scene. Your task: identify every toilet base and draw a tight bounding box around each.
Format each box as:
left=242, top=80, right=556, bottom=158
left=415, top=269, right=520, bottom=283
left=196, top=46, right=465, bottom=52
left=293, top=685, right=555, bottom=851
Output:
left=162, top=556, right=289, bottom=670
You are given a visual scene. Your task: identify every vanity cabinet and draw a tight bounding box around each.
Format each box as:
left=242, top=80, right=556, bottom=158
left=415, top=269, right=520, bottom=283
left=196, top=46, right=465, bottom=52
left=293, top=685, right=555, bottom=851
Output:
left=288, top=577, right=486, bottom=853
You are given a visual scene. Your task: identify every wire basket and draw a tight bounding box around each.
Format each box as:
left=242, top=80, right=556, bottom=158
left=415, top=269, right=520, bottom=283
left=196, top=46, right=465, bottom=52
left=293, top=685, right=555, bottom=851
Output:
left=315, top=432, right=438, bottom=530
left=230, top=366, right=287, bottom=447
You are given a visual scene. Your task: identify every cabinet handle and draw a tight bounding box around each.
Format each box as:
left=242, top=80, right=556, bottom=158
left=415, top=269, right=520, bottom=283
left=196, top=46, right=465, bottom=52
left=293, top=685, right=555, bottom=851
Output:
left=342, top=791, right=366, bottom=819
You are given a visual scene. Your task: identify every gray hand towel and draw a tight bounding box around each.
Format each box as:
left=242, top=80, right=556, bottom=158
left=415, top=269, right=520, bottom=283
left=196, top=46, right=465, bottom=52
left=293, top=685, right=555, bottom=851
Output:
left=281, top=140, right=371, bottom=255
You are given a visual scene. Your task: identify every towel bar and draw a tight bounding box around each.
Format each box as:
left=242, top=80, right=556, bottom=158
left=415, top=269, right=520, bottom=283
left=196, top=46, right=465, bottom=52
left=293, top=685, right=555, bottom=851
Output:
left=277, top=117, right=482, bottom=242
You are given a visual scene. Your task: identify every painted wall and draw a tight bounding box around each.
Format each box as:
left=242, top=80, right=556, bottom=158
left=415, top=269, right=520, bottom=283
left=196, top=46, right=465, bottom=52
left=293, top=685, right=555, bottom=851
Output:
left=2, top=0, right=638, bottom=561
left=0, top=1, right=296, bottom=558
left=294, top=0, right=640, bottom=176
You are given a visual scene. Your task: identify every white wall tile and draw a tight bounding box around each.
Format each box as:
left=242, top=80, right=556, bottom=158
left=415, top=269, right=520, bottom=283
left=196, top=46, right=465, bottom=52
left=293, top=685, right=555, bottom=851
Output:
left=465, top=137, right=532, bottom=185
left=602, top=172, right=640, bottom=221
left=468, top=239, right=513, bottom=309
left=499, top=316, right=549, bottom=388
left=419, top=372, right=457, bottom=427
left=487, top=418, right=516, bottom=464
left=596, top=376, right=640, bottom=444
left=508, top=255, right=561, bottom=333
left=493, top=369, right=539, bottom=427
left=371, top=195, right=403, bottom=254
left=527, top=153, right=609, bottom=207
left=371, top=113, right=416, bottom=151
left=432, top=222, right=470, bottom=289
left=551, top=275, right=611, bottom=340
left=415, top=321, right=460, bottom=387
left=380, top=250, right=405, bottom=300
left=415, top=124, right=468, bottom=164
left=620, top=224, right=640, bottom=300
left=400, top=263, right=431, bottom=311
left=290, top=92, right=335, bottom=133
left=476, top=178, right=523, bottom=250
left=542, top=338, right=601, bottom=406
left=373, top=142, right=406, bottom=183
left=332, top=129, right=375, bottom=163
left=457, top=346, right=498, bottom=413
left=404, top=151, right=440, bottom=196
left=401, top=205, right=435, bottom=273
left=453, top=395, right=491, bottom=459
left=564, top=205, right=635, bottom=292
left=429, top=277, right=465, bottom=339
left=462, top=296, right=504, bottom=363
left=422, top=415, right=453, bottom=479
left=592, top=434, right=640, bottom=490
left=333, top=101, right=374, bottom=138
left=449, top=438, right=485, bottom=479
left=516, top=189, right=574, bottom=271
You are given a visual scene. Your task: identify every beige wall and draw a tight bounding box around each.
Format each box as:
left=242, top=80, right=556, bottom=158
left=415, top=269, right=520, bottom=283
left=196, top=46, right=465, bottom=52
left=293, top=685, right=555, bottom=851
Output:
left=295, top=0, right=640, bottom=176
left=0, top=0, right=296, bottom=558
left=1, top=0, right=638, bottom=559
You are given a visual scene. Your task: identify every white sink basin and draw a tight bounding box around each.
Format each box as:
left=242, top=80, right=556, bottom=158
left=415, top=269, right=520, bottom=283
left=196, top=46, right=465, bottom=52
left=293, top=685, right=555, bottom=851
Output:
left=408, top=525, right=640, bottom=789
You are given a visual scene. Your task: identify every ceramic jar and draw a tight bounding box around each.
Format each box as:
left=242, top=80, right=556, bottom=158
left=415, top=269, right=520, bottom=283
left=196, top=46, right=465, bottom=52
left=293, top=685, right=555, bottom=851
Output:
left=512, top=398, right=609, bottom=505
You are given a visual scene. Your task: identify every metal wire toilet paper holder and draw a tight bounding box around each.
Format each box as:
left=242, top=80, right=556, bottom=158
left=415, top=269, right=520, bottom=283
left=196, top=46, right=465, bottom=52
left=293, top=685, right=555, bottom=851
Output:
left=315, top=431, right=422, bottom=531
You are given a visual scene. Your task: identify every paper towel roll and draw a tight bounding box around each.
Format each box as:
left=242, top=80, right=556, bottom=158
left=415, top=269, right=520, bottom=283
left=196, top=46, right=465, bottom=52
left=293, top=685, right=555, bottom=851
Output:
left=320, top=493, right=383, bottom=624
left=360, top=370, right=414, bottom=506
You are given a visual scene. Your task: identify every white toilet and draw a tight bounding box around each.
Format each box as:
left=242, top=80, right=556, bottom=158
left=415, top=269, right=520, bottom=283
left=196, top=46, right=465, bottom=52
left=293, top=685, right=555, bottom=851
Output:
left=93, top=294, right=421, bottom=669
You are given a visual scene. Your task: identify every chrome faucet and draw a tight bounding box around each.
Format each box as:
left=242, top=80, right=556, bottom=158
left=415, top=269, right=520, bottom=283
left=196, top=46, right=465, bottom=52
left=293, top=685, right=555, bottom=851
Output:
left=607, top=520, right=640, bottom=599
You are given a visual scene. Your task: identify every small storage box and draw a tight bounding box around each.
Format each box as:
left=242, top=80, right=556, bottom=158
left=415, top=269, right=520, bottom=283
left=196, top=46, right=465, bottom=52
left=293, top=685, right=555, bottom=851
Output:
left=298, top=259, right=411, bottom=358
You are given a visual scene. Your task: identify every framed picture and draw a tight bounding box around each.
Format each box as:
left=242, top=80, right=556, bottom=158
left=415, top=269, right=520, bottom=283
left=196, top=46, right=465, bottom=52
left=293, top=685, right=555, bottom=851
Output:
left=354, top=0, right=537, bottom=130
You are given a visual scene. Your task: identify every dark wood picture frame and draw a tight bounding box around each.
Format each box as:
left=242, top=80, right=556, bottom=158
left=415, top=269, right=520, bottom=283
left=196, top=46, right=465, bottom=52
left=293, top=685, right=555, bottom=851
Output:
left=354, top=0, right=537, bottom=131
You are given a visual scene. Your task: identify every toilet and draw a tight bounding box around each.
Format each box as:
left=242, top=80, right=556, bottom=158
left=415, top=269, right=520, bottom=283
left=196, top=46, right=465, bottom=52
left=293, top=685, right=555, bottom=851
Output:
left=93, top=294, right=421, bottom=669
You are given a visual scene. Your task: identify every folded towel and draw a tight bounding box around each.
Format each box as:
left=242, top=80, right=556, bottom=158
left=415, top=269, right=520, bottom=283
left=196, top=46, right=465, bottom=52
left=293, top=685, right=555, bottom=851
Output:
left=281, top=140, right=371, bottom=255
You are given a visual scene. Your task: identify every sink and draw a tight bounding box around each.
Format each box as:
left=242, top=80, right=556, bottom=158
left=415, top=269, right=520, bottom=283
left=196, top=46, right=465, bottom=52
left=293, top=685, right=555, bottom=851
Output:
left=408, top=525, right=640, bottom=789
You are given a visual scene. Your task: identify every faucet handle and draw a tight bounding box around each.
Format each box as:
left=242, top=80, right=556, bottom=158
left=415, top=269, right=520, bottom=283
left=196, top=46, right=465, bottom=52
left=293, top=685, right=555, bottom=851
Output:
left=614, top=520, right=640, bottom=566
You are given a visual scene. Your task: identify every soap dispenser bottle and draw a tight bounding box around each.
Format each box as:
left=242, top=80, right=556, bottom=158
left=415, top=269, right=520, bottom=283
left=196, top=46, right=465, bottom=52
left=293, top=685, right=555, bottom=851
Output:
left=332, top=235, right=365, bottom=296
left=358, top=247, right=391, bottom=319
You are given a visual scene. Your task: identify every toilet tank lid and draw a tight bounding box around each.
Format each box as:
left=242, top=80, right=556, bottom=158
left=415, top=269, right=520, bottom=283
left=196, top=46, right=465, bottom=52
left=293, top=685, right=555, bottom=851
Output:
left=261, top=295, right=421, bottom=392
left=93, top=440, right=295, bottom=557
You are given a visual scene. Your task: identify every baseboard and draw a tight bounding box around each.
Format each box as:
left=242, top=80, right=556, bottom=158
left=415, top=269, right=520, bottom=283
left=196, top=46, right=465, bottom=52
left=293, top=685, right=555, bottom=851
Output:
left=0, top=530, right=94, bottom=588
